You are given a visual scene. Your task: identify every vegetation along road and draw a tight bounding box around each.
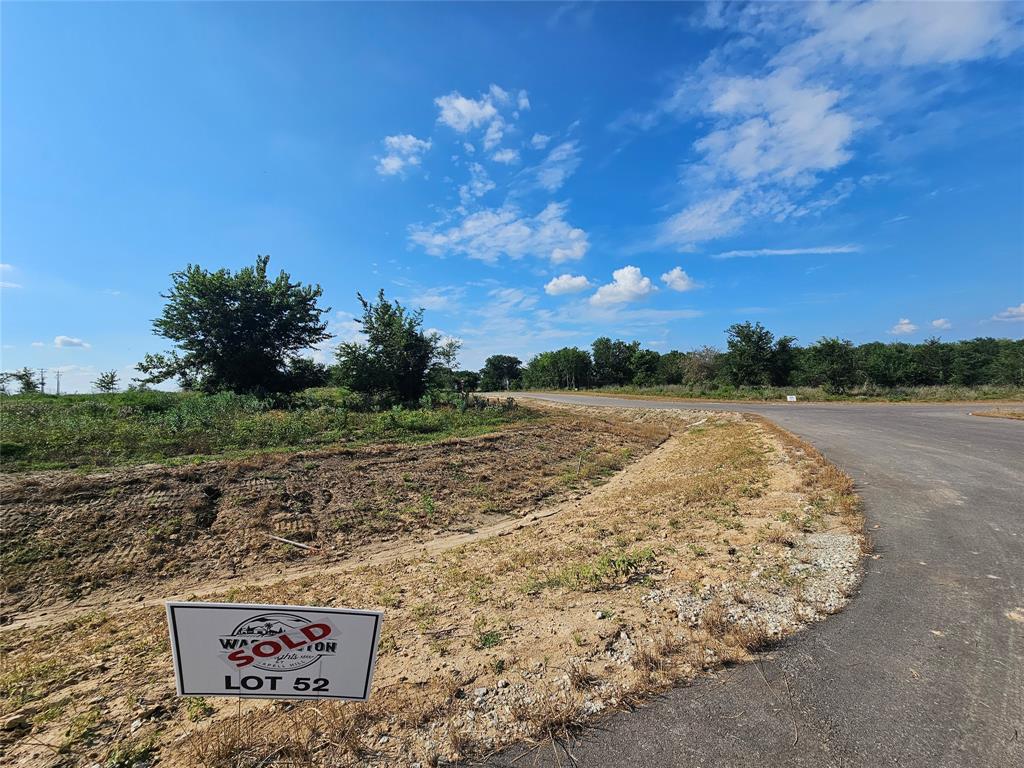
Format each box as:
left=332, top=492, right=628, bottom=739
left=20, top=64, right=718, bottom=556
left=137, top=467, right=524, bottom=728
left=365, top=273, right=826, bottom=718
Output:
left=506, top=393, right=1023, bottom=768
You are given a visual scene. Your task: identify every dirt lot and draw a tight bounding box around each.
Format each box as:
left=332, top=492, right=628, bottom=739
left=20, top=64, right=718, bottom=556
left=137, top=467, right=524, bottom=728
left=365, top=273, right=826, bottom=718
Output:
left=0, top=404, right=863, bottom=767
left=1, top=411, right=665, bottom=617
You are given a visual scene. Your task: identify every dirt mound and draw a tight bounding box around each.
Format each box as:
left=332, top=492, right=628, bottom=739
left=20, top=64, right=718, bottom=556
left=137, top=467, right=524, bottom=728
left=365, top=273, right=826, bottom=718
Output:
left=1, top=413, right=666, bottom=616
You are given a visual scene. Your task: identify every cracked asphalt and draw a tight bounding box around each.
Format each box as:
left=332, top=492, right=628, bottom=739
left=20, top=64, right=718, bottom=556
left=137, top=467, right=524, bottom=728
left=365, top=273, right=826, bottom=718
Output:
left=497, top=394, right=1023, bottom=768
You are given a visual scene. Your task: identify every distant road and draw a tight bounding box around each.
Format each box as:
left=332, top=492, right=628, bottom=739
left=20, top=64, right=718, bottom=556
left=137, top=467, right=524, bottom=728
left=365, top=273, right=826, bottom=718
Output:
left=501, top=393, right=1023, bottom=768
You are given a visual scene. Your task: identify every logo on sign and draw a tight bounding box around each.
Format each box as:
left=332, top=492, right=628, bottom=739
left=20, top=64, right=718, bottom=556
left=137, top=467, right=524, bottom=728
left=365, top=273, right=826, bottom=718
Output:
left=218, top=612, right=338, bottom=672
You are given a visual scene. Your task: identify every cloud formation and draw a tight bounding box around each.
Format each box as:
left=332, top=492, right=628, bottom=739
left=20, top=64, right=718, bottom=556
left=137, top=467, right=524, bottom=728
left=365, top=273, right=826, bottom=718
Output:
left=888, top=318, right=918, bottom=335
left=376, top=134, right=432, bottom=177
left=992, top=303, right=1024, bottom=322
left=544, top=274, right=592, bottom=296
left=711, top=244, right=861, bottom=259
left=931, top=318, right=952, bottom=330
left=590, top=266, right=657, bottom=306
left=54, top=335, right=90, bottom=348
left=410, top=201, right=588, bottom=264
left=660, top=267, right=699, bottom=292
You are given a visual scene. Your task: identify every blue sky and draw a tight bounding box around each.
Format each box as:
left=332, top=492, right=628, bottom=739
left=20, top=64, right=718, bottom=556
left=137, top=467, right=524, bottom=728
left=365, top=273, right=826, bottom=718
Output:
left=2, top=1, right=1023, bottom=392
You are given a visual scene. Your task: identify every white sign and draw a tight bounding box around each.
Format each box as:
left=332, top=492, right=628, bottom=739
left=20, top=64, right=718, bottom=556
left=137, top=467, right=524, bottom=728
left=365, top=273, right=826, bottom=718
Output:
left=786, top=395, right=797, bottom=402
left=166, top=601, right=382, bottom=700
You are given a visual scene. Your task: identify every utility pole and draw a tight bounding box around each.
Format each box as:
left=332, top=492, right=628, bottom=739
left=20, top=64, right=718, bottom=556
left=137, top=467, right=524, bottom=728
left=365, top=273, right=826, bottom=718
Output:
left=38, top=368, right=46, bottom=394
left=54, top=369, right=62, bottom=396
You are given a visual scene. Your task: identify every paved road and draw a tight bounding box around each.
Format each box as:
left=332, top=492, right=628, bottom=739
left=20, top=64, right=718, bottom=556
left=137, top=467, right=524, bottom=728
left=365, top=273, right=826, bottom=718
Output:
left=499, top=394, right=1023, bottom=768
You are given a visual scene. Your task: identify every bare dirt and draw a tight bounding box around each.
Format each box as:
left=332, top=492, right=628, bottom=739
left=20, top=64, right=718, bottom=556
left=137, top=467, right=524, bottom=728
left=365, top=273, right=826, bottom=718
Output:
left=1, top=412, right=665, bottom=618
left=0, top=404, right=863, bottom=768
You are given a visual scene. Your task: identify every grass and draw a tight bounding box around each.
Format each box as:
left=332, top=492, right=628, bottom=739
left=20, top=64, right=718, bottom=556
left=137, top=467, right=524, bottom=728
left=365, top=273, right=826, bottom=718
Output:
left=0, top=388, right=527, bottom=471
left=550, top=383, right=1024, bottom=403
left=972, top=409, right=1024, bottom=420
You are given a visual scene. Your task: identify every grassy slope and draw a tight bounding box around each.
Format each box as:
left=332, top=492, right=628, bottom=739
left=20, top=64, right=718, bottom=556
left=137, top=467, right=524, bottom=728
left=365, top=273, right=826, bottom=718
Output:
left=537, top=383, right=1024, bottom=403
left=0, top=389, right=526, bottom=472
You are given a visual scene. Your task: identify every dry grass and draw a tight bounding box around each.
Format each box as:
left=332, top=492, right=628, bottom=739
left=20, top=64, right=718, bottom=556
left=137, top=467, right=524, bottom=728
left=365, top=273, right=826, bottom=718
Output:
left=1, top=406, right=864, bottom=768
left=972, top=409, right=1024, bottom=421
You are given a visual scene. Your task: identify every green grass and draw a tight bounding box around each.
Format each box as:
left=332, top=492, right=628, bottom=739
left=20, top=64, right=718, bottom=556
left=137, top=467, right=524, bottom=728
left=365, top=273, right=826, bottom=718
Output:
left=0, top=388, right=528, bottom=472
left=561, top=383, right=1024, bottom=403
left=525, top=547, right=658, bottom=594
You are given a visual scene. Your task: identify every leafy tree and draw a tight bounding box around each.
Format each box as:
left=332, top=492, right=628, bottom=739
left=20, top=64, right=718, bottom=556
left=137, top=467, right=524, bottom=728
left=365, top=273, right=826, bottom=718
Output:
left=479, top=355, right=523, bottom=391
left=656, top=350, right=686, bottom=385
left=769, top=335, right=799, bottom=386
left=335, top=290, right=457, bottom=407
left=913, top=337, right=952, bottom=386
left=522, top=347, right=591, bottom=389
left=285, top=358, right=331, bottom=390
left=11, top=367, right=40, bottom=394
left=93, top=370, right=120, bottom=393
left=803, top=337, right=857, bottom=392
left=630, top=348, right=661, bottom=386
left=724, top=322, right=777, bottom=386
left=591, top=337, right=640, bottom=387
left=452, top=370, right=481, bottom=392
left=682, top=346, right=723, bottom=385
left=136, top=255, right=331, bottom=393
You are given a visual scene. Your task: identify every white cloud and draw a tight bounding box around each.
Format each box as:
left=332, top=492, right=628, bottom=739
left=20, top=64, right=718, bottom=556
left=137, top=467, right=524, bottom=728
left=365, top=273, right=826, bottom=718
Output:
left=435, top=91, right=499, bottom=132
left=483, top=116, right=506, bottom=151
left=931, top=318, right=952, bottom=330
left=590, top=266, right=657, bottom=307
left=545, top=274, right=592, bottom=296
left=491, top=148, right=521, bottom=165
left=411, top=287, right=462, bottom=312
left=531, top=133, right=552, bottom=149
left=992, top=303, right=1024, bottom=322
left=517, top=90, right=531, bottom=111
left=410, top=201, right=589, bottom=264
left=458, top=162, right=496, bottom=205
left=31, top=341, right=45, bottom=347
left=0, top=263, right=12, bottom=271
left=888, top=318, right=918, bottom=335
left=660, top=267, right=699, bottom=292
left=376, top=134, right=432, bottom=177
left=54, top=335, right=91, bottom=348
left=535, top=141, right=582, bottom=192
left=662, top=190, right=743, bottom=247
left=698, top=67, right=855, bottom=184
left=463, top=142, right=475, bottom=154
left=0, top=281, right=22, bottom=289
left=488, top=84, right=511, bottom=105
left=711, top=244, right=861, bottom=259
left=779, top=1, right=1023, bottom=70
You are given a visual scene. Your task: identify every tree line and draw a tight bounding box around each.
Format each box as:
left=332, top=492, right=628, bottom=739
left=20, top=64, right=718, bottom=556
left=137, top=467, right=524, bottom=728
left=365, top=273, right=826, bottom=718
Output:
left=478, top=324, right=1024, bottom=393
left=3, top=256, right=1021, bottom=400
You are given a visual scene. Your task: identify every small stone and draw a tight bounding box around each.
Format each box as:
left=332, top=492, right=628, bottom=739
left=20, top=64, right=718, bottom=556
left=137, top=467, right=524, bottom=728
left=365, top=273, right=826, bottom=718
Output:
left=130, top=718, right=143, bottom=732
left=596, top=610, right=607, bottom=619
left=473, top=687, right=488, bottom=698
left=1, top=714, right=29, bottom=731
left=496, top=679, right=509, bottom=689
left=378, top=735, right=389, bottom=744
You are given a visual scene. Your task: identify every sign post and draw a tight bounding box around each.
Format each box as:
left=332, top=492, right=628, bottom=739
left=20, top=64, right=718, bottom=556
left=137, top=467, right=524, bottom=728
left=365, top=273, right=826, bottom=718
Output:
left=166, top=601, right=383, bottom=701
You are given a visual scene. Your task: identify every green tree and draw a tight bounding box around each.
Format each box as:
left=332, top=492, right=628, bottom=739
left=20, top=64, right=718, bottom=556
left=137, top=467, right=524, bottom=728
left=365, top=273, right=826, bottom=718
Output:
left=725, top=322, right=777, bottom=386
left=335, top=290, right=457, bottom=407
left=522, top=347, right=591, bottom=389
left=682, top=346, right=723, bottom=385
left=136, top=255, right=331, bottom=393
left=656, top=350, right=686, bottom=385
left=803, top=338, right=858, bottom=392
left=630, top=349, right=661, bottom=386
left=479, top=355, right=523, bottom=391
left=93, top=370, right=120, bottom=393
left=591, top=337, right=639, bottom=386
left=11, top=367, right=40, bottom=394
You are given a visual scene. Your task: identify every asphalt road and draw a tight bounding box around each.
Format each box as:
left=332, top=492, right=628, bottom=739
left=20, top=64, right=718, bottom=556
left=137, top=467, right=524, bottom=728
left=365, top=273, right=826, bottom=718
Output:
left=498, top=394, right=1023, bottom=768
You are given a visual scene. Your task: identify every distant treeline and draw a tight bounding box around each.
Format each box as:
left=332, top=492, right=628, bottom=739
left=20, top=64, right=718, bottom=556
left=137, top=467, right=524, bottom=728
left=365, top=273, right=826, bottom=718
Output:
left=477, top=323, right=1024, bottom=393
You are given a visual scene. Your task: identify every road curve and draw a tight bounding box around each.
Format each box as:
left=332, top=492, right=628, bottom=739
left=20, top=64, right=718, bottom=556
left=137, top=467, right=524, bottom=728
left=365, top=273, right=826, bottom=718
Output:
left=499, top=394, right=1023, bottom=768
